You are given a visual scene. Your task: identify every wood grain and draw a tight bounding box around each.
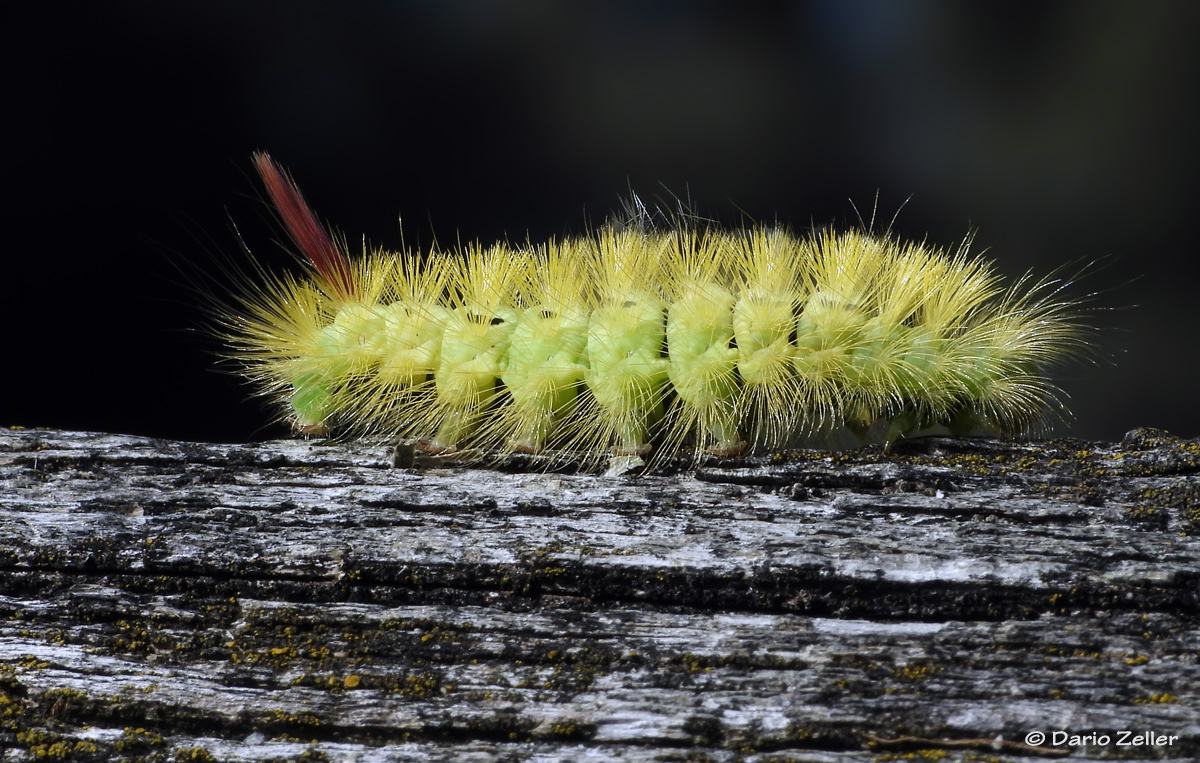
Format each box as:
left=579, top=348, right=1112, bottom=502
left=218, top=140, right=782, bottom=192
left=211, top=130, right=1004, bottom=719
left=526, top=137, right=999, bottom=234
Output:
left=1, top=427, right=1197, bottom=761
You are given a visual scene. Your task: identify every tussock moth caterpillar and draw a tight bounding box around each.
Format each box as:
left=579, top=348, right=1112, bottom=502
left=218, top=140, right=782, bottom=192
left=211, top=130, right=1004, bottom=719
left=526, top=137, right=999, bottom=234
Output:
left=217, top=153, right=1087, bottom=469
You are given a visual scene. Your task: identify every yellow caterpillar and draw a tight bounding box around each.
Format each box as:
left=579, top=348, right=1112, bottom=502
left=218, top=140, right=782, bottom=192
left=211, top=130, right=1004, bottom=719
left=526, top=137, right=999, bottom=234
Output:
left=218, top=153, right=1086, bottom=467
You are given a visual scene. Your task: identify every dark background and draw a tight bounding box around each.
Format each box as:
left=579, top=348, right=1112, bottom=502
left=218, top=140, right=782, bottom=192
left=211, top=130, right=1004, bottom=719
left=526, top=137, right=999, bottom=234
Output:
left=6, top=1, right=1198, bottom=444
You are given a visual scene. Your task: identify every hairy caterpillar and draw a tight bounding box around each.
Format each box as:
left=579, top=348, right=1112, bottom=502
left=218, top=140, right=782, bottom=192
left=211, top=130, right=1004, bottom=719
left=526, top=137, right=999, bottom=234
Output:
left=218, top=153, right=1086, bottom=469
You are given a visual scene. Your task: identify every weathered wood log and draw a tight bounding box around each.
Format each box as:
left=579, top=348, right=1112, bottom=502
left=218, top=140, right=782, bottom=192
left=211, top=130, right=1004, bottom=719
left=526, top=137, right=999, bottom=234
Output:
left=1, top=427, right=1198, bottom=762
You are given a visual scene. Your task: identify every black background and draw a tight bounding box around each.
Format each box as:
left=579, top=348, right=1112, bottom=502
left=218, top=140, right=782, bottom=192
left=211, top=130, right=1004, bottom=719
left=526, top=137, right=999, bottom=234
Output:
left=6, top=1, right=1198, bottom=444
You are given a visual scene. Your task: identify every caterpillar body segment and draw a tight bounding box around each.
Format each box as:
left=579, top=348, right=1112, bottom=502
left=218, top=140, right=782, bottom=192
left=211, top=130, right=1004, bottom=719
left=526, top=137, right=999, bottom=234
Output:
left=584, top=229, right=673, bottom=456
left=223, top=154, right=1086, bottom=467
left=727, top=228, right=807, bottom=451
left=498, top=238, right=591, bottom=454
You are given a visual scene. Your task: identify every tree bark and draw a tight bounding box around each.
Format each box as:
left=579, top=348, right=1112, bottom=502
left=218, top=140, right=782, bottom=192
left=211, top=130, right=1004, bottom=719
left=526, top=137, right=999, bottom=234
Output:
left=1, top=427, right=1197, bottom=762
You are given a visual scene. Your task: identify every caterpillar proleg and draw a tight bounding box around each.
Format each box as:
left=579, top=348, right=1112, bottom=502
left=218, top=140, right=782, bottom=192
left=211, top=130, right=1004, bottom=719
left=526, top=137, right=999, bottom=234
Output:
left=219, top=153, right=1087, bottom=468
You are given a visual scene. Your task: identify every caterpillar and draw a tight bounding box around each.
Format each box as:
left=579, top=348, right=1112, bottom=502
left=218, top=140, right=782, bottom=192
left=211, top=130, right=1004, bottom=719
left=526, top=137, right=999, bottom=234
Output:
left=218, top=152, right=1086, bottom=469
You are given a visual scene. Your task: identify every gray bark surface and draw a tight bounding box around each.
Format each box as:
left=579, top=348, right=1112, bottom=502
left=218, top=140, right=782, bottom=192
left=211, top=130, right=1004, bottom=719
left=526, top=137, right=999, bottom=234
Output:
left=1, top=426, right=1198, bottom=762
